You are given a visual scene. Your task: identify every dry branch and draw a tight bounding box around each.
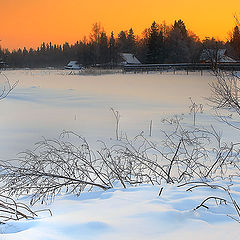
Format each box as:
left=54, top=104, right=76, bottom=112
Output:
left=0, top=194, right=51, bottom=224
left=0, top=72, right=18, bottom=101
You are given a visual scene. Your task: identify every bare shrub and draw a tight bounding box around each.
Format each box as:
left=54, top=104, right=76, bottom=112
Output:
left=0, top=194, right=51, bottom=223
left=182, top=67, right=240, bottom=222
left=189, top=97, right=203, bottom=126
left=0, top=131, right=111, bottom=205
left=110, top=108, right=120, bottom=140
left=0, top=114, right=239, bottom=206
left=178, top=181, right=240, bottom=223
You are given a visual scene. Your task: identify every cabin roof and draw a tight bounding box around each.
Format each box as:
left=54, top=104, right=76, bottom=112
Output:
left=200, top=48, right=236, bottom=63
left=120, top=53, right=141, bottom=64
left=67, top=61, right=79, bottom=65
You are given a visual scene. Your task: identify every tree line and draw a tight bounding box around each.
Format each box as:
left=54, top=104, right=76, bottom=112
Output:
left=1, top=19, right=240, bottom=68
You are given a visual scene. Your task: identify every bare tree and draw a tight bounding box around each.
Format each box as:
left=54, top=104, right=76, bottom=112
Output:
left=207, top=16, right=240, bottom=120
left=208, top=70, right=240, bottom=123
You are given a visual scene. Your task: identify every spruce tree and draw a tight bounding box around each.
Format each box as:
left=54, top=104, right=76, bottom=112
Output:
left=146, top=21, right=164, bottom=63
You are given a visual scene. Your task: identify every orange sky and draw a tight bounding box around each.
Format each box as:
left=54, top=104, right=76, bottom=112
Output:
left=0, top=0, right=239, bottom=50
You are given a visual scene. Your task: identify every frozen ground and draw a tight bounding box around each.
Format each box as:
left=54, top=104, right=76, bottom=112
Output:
left=0, top=70, right=239, bottom=239
left=0, top=69, right=212, bottom=159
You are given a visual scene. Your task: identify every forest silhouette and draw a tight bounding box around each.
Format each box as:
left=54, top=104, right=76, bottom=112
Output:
left=0, top=20, right=240, bottom=68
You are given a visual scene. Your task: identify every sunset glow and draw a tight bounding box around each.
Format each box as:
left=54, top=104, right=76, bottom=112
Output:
left=0, top=0, right=240, bottom=49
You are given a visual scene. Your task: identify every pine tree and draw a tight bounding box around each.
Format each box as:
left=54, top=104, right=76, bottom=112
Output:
left=146, top=21, right=164, bottom=63
left=173, top=19, right=188, bottom=39
left=109, top=31, right=116, bottom=66
left=127, top=28, right=136, bottom=53
left=165, top=19, right=195, bottom=63
left=117, top=30, right=128, bottom=53
left=99, top=31, right=108, bottom=64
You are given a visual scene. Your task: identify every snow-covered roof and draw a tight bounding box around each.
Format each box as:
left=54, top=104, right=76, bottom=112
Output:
left=120, top=53, right=141, bottom=64
left=65, top=61, right=82, bottom=69
left=218, top=54, right=237, bottom=63
left=200, top=49, right=236, bottom=63
left=67, top=61, right=79, bottom=66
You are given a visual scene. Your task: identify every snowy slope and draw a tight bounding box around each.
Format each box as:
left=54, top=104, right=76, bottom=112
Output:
left=0, top=180, right=239, bottom=240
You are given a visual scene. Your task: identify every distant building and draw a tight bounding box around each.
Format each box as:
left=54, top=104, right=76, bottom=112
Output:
left=200, top=49, right=236, bottom=63
left=0, top=60, right=7, bottom=69
left=65, top=61, right=83, bottom=70
left=120, top=53, right=141, bottom=65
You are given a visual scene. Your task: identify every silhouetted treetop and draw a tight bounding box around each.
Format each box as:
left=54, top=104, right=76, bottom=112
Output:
left=1, top=18, right=236, bottom=68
